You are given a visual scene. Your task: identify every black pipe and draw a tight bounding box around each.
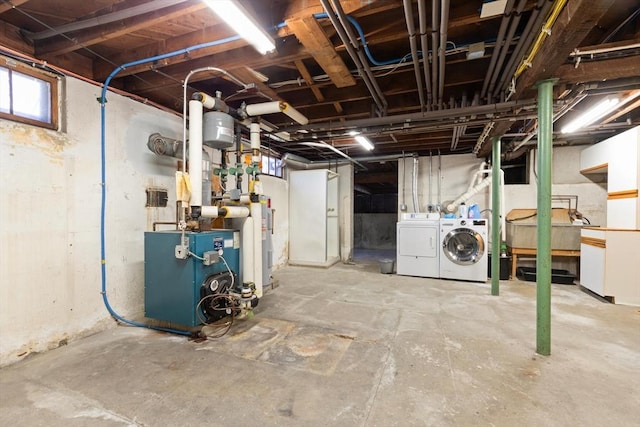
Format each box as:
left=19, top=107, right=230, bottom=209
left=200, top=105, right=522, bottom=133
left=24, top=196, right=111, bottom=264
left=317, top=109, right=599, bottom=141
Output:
left=488, top=0, right=527, bottom=100
left=481, top=0, right=516, bottom=99
left=497, top=0, right=553, bottom=97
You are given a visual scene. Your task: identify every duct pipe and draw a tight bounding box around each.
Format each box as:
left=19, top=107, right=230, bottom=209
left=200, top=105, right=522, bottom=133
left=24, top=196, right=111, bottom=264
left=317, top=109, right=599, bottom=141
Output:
left=285, top=98, right=536, bottom=133
left=446, top=176, right=492, bottom=213
left=412, top=156, right=420, bottom=212
left=431, top=0, right=439, bottom=106
left=536, top=78, right=556, bottom=356
left=498, top=0, right=553, bottom=95
left=403, top=0, right=426, bottom=111
left=418, top=0, right=433, bottom=107
left=321, top=0, right=387, bottom=115
left=481, top=0, right=516, bottom=99
left=488, top=0, right=527, bottom=100
left=491, top=137, right=501, bottom=296
left=437, top=0, right=450, bottom=106
left=300, top=141, right=367, bottom=169
left=188, top=100, right=203, bottom=211
left=437, top=150, right=442, bottom=207
left=429, top=152, right=433, bottom=207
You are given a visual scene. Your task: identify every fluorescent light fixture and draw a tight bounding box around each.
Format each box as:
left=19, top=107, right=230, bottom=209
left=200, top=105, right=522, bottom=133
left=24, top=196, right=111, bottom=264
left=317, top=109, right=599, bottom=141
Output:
left=561, top=97, right=620, bottom=134
left=355, top=135, right=374, bottom=150
left=348, top=130, right=359, bottom=136
left=205, top=0, right=275, bottom=55
left=467, top=42, right=485, bottom=60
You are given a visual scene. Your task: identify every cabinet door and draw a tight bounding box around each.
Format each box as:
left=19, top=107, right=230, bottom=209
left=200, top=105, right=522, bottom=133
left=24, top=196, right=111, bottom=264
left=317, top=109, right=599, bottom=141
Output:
left=580, top=242, right=605, bottom=296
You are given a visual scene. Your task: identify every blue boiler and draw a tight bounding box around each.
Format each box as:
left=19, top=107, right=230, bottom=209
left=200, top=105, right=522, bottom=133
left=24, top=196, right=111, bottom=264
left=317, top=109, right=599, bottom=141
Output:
left=144, top=230, right=241, bottom=327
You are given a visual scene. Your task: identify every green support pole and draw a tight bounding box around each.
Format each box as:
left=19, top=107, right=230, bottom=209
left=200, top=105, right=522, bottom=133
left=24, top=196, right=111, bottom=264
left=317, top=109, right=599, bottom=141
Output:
left=536, top=78, right=556, bottom=356
left=491, top=136, right=501, bottom=296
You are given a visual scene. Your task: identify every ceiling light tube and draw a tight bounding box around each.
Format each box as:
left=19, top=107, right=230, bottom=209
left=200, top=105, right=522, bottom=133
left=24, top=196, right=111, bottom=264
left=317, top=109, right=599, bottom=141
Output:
left=561, top=97, right=620, bottom=134
left=205, top=0, right=275, bottom=55
left=355, top=135, right=374, bottom=150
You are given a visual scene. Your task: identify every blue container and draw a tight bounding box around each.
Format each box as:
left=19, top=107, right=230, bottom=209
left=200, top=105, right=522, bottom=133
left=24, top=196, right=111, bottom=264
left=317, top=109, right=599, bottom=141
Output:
left=144, top=230, right=240, bottom=327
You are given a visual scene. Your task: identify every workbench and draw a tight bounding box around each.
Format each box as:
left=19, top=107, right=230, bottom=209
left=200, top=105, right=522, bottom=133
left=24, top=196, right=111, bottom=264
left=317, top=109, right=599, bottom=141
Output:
left=509, top=247, right=581, bottom=279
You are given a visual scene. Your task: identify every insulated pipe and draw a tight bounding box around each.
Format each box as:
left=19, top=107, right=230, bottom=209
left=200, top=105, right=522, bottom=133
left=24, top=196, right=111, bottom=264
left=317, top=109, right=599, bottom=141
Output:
left=536, top=78, right=556, bottom=356
left=251, top=202, right=264, bottom=298
left=241, top=216, right=255, bottom=285
left=250, top=122, right=261, bottom=164
left=437, top=150, right=442, bottom=207
left=481, top=0, right=515, bottom=99
left=491, top=137, right=501, bottom=296
left=320, top=0, right=386, bottom=115
left=245, top=101, right=309, bottom=125
left=488, top=0, right=527, bottom=100
left=437, top=0, right=450, bottom=106
left=183, top=67, right=247, bottom=174
left=418, top=0, right=433, bottom=108
left=403, top=0, right=426, bottom=111
left=188, top=100, right=203, bottom=210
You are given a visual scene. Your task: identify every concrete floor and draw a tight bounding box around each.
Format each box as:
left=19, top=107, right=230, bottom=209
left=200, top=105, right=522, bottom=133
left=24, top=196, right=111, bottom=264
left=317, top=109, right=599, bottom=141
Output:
left=1, top=259, right=639, bottom=426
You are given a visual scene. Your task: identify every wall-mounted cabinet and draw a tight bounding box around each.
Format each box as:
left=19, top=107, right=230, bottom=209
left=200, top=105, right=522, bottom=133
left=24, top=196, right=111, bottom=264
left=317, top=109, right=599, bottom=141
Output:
left=289, top=169, right=340, bottom=267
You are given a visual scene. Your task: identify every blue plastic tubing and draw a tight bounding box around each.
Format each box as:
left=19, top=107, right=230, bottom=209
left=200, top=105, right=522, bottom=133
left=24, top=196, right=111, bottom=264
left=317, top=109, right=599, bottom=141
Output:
left=99, top=14, right=402, bottom=335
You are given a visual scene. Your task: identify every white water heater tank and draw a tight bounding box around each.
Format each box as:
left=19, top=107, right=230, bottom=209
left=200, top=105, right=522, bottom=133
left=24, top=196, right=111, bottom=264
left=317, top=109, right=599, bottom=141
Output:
left=203, top=111, right=234, bottom=148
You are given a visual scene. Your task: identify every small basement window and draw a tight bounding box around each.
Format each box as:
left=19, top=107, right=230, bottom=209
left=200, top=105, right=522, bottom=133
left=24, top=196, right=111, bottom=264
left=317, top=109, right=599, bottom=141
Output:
left=261, top=154, right=283, bottom=178
left=0, top=56, right=59, bottom=130
left=502, top=154, right=529, bottom=185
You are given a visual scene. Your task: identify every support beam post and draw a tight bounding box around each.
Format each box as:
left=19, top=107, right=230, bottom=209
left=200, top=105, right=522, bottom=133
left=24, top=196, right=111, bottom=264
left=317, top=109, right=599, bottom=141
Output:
left=535, top=78, right=556, bottom=356
left=491, top=136, right=501, bottom=296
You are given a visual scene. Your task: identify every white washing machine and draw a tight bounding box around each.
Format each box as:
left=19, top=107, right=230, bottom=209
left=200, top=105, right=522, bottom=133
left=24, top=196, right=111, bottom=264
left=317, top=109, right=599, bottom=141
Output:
left=396, top=213, right=440, bottom=278
left=439, top=218, right=488, bottom=282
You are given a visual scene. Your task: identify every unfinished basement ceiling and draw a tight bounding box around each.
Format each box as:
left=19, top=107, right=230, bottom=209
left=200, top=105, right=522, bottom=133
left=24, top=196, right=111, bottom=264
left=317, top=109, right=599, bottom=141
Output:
left=1, top=0, right=639, bottom=193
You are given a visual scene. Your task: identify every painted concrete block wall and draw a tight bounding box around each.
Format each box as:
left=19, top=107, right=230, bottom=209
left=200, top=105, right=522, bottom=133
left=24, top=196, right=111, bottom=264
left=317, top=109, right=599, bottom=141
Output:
left=397, top=147, right=608, bottom=264
left=354, top=214, right=397, bottom=249
left=0, top=77, right=183, bottom=366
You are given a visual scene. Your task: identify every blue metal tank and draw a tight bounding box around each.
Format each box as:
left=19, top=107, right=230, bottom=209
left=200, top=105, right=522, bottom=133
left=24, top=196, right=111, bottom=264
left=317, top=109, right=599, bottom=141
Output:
left=144, top=230, right=241, bottom=327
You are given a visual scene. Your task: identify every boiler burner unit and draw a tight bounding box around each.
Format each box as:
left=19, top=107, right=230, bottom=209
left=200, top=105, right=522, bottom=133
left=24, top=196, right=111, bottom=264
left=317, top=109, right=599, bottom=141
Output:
left=144, top=229, right=256, bottom=328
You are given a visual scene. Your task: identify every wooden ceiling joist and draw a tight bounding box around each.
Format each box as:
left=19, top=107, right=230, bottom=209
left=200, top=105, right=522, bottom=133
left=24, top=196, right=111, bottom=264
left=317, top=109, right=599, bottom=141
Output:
left=286, top=15, right=356, bottom=88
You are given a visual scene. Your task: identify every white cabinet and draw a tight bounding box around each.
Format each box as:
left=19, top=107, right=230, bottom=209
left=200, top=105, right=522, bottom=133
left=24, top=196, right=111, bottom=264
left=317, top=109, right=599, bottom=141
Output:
left=580, top=227, right=640, bottom=306
left=289, top=169, right=340, bottom=267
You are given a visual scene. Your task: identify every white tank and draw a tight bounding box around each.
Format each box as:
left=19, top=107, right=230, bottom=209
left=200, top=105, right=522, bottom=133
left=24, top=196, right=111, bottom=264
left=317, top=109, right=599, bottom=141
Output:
left=203, top=111, right=234, bottom=148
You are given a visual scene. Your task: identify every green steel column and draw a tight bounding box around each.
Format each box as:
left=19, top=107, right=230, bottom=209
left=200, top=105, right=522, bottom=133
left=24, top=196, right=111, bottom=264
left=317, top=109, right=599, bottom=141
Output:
left=491, top=136, right=501, bottom=296
left=536, top=78, right=556, bottom=356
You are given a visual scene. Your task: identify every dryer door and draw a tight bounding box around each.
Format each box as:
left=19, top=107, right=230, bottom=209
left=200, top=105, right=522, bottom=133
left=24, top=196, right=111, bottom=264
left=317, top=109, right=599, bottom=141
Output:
left=442, top=228, right=485, bottom=265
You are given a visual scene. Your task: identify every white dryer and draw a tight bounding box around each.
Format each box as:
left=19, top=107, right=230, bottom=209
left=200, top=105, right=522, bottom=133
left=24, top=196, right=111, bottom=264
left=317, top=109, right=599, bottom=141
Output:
left=396, top=213, right=440, bottom=278
left=439, top=218, right=488, bottom=282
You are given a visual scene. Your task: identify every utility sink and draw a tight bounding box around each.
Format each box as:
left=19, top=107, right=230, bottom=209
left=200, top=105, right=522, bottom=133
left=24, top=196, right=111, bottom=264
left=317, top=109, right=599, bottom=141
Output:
left=505, top=208, right=583, bottom=251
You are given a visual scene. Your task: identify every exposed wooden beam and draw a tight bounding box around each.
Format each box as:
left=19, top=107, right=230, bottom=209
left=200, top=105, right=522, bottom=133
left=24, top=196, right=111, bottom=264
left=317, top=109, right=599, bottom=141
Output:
left=480, top=0, right=618, bottom=155
left=34, top=0, right=207, bottom=56
left=516, top=0, right=618, bottom=94
left=294, top=59, right=324, bottom=101
left=229, top=66, right=281, bottom=101
left=556, top=54, right=640, bottom=84
left=93, top=24, right=247, bottom=81
left=0, top=0, right=29, bottom=14
left=286, top=15, right=356, bottom=88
